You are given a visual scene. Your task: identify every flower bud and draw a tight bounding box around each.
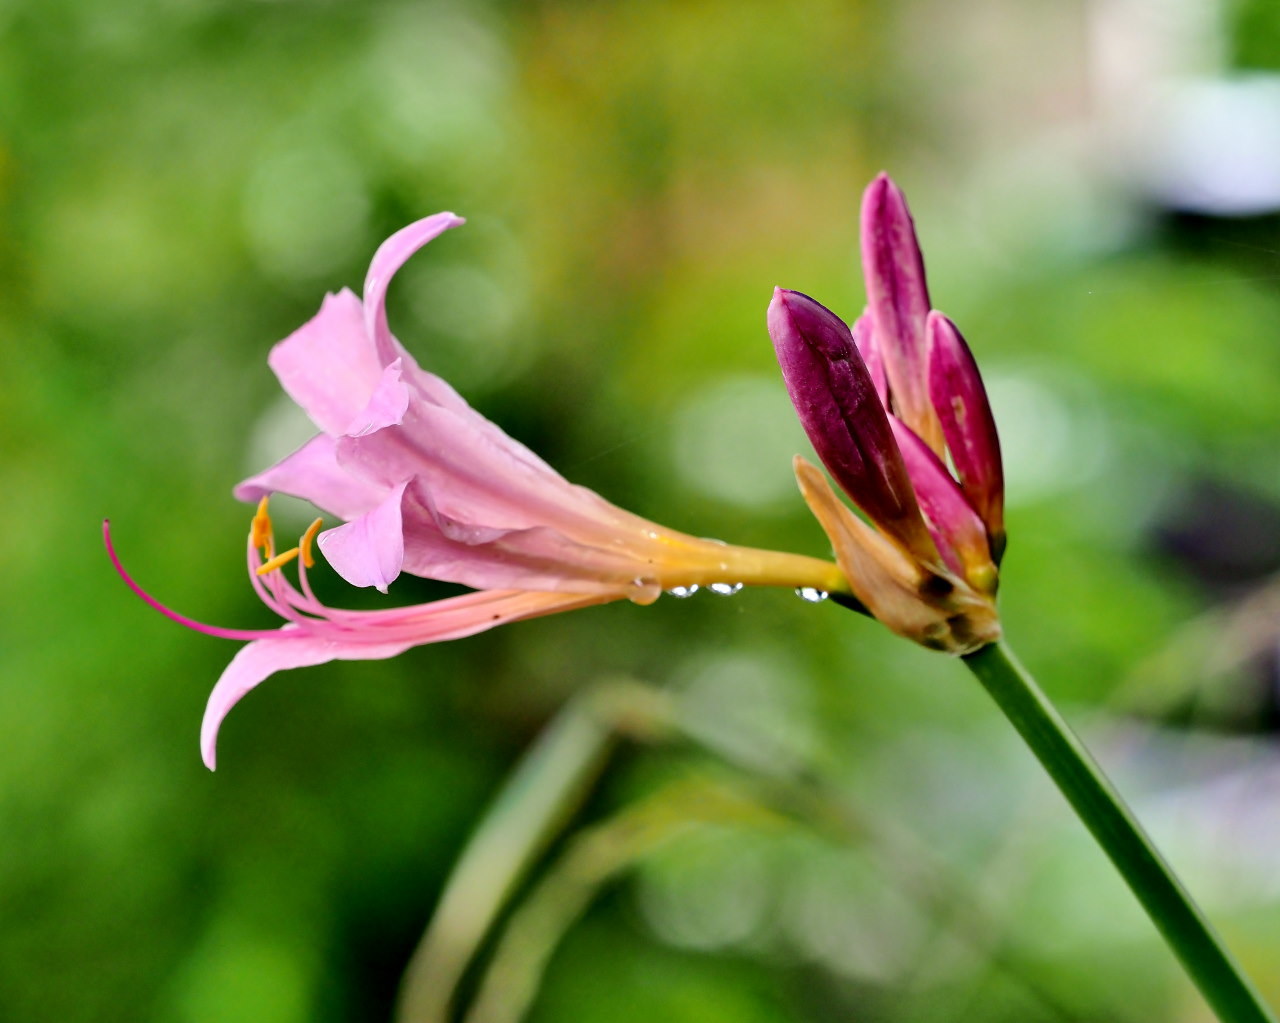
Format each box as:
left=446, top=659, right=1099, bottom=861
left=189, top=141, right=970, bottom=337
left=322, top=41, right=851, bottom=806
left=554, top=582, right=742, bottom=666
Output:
left=861, top=173, right=945, bottom=454
left=927, top=311, right=1005, bottom=561
left=768, top=287, right=937, bottom=563
left=774, top=174, right=1005, bottom=654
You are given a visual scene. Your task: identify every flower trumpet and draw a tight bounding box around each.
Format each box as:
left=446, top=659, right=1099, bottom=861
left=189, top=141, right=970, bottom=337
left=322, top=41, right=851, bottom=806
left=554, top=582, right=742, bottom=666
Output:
left=109, top=214, right=846, bottom=769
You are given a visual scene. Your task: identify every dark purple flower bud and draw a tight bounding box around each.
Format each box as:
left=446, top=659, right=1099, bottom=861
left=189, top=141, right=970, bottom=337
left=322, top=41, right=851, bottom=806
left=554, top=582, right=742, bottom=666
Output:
left=768, top=288, right=937, bottom=562
left=860, top=173, right=944, bottom=454
left=927, top=311, right=1005, bottom=560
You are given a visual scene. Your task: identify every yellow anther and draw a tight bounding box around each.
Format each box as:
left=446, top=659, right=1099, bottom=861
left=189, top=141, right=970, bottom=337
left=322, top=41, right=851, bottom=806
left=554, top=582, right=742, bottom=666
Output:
left=256, top=547, right=300, bottom=576
left=300, top=518, right=323, bottom=569
left=251, top=496, right=274, bottom=552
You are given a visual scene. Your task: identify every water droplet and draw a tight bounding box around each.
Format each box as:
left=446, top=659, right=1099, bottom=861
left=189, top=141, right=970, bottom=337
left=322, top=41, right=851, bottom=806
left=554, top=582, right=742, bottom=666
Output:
left=666, top=585, right=699, bottom=598
left=708, top=582, right=743, bottom=596
left=629, top=577, right=662, bottom=606
left=795, top=587, right=829, bottom=604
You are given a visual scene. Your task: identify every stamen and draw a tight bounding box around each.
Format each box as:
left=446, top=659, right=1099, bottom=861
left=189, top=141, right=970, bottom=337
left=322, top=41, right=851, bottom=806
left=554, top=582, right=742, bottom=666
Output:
left=251, top=496, right=273, bottom=552
left=256, top=547, right=301, bottom=575
left=300, top=518, right=323, bottom=568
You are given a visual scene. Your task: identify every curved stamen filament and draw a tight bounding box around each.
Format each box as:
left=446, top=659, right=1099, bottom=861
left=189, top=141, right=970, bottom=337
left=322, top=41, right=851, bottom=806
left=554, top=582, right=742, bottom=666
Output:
left=248, top=538, right=315, bottom=626
left=248, top=506, right=330, bottom=622
left=295, top=519, right=324, bottom=608
left=103, top=520, right=284, bottom=642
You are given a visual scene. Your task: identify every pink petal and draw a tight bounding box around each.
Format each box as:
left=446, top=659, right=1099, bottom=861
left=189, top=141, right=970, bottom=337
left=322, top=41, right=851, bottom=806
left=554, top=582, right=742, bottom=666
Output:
left=200, top=588, right=617, bottom=770
left=200, top=630, right=417, bottom=770
left=342, top=358, right=410, bottom=437
left=398, top=359, right=477, bottom=417
left=364, top=212, right=465, bottom=365
left=317, top=481, right=410, bottom=592
left=860, top=174, right=943, bottom=453
left=927, top=311, right=1005, bottom=558
left=335, top=401, right=612, bottom=542
left=267, top=289, right=385, bottom=436
left=889, top=416, right=993, bottom=584
left=404, top=526, right=644, bottom=593
left=851, top=309, right=888, bottom=406
left=234, top=434, right=389, bottom=520
left=397, top=482, right=650, bottom=593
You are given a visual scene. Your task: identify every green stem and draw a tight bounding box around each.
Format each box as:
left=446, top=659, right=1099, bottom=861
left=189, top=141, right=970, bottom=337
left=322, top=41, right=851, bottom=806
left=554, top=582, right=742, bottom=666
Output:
left=963, top=639, right=1275, bottom=1023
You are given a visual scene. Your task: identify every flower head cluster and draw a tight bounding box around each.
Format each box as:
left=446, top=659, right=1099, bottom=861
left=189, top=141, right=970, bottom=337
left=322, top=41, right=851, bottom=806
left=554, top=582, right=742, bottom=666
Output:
left=109, top=214, right=845, bottom=769
left=768, top=174, right=1004, bottom=653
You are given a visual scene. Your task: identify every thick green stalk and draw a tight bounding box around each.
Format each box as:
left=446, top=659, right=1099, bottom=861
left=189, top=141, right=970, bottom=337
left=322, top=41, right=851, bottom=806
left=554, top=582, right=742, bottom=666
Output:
left=963, top=639, right=1275, bottom=1023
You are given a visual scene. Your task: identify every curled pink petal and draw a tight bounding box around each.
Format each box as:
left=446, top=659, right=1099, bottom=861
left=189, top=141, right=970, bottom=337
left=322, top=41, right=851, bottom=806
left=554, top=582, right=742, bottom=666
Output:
left=267, top=290, right=384, bottom=436
left=928, top=311, right=1005, bottom=558
left=234, top=434, right=389, bottom=520
left=199, top=631, right=404, bottom=770
left=317, top=481, right=410, bottom=592
left=364, top=213, right=465, bottom=365
left=200, top=588, right=616, bottom=770
left=861, top=173, right=943, bottom=453
left=342, top=358, right=410, bottom=437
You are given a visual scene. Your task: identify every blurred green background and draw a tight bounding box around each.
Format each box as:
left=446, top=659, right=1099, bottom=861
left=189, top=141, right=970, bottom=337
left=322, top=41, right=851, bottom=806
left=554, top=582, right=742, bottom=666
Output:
left=5, top=0, right=1280, bottom=1020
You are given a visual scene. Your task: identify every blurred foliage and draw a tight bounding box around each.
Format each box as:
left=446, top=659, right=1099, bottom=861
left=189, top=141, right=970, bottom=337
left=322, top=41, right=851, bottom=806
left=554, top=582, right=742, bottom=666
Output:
left=3, top=0, right=1280, bottom=1021
left=1231, top=0, right=1280, bottom=70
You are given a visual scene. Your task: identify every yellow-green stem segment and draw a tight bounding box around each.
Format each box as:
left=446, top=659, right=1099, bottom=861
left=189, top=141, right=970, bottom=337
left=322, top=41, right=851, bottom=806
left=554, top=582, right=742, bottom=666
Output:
left=963, top=639, right=1275, bottom=1023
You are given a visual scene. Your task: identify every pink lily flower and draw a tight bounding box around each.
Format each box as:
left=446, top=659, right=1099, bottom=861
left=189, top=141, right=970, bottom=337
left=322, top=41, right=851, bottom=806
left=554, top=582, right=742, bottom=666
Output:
left=109, top=213, right=846, bottom=769
left=768, top=174, right=1004, bottom=653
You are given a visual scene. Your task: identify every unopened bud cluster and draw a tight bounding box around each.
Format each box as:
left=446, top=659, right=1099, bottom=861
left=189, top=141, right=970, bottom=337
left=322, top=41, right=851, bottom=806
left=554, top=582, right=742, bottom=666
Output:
left=769, top=175, right=1004, bottom=654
